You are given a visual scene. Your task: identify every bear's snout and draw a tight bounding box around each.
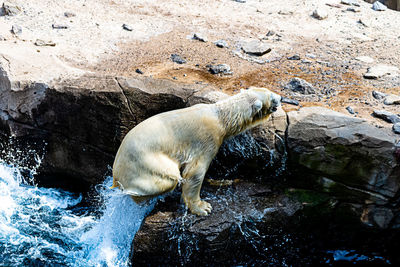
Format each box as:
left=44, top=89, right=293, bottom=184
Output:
left=270, top=93, right=281, bottom=112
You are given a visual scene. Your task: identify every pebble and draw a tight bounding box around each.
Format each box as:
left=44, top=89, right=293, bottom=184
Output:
left=372, top=90, right=387, bottom=100
left=284, top=78, right=316, bottom=94
left=171, top=54, right=186, bottom=64
left=135, top=69, right=143, bottom=74
left=384, top=94, right=400, bottom=105
left=2, top=1, right=21, bottom=16
left=357, top=19, right=370, bottom=27
left=341, top=0, right=360, bottom=6
left=193, top=33, right=208, bottom=42
left=363, top=65, right=399, bottom=79
left=266, top=30, right=275, bottom=37
left=281, top=97, right=299, bottom=106
left=393, top=123, right=400, bottom=134
left=346, top=7, right=361, bottom=12
left=312, top=8, right=328, bottom=20
left=372, top=110, right=400, bottom=124
left=52, top=24, right=68, bottom=29
left=207, top=64, right=232, bottom=75
left=355, top=56, right=374, bottom=63
left=64, top=12, right=76, bottom=18
left=233, top=0, right=246, bottom=2
left=346, top=106, right=355, bottom=114
left=122, top=24, right=132, bottom=31
left=372, top=1, right=387, bottom=11
left=0, top=35, right=5, bottom=41
left=288, top=55, right=300, bottom=60
left=214, top=39, right=228, bottom=48
left=241, top=40, right=271, bottom=56
left=306, top=53, right=316, bottom=59
left=34, top=39, right=56, bottom=47
left=11, top=24, right=22, bottom=35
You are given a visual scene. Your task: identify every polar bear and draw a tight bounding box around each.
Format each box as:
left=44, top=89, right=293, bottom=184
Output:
left=112, top=87, right=281, bottom=216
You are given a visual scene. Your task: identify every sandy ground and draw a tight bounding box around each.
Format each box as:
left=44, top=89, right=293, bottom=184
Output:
left=0, top=0, right=399, bottom=126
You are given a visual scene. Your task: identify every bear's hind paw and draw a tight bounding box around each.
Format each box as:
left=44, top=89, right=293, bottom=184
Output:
left=190, top=200, right=212, bottom=216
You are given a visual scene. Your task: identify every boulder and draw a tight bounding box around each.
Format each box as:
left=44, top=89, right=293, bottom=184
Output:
left=131, top=182, right=302, bottom=266
left=363, top=64, right=399, bottom=79
left=0, top=73, right=205, bottom=184
left=287, top=107, right=400, bottom=200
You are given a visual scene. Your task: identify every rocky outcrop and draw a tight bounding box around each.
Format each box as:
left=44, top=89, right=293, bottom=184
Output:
left=0, top=74, right=209, bottom=184
left=287, top=107, right=400, bottom=228
left=0, top=71, right=287, bottom=186
left=131, top=182, right=302, bottom=266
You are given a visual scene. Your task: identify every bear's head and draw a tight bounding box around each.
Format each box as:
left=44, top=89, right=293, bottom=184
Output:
left=246, top=87, right=281, bottom=124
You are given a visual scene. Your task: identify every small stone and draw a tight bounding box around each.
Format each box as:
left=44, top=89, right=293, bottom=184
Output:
left=346, top=106, right=355, bottom=114
left=266, top=30, right=275, bottom=37
left=135, top=69, right=144, bottom=74
left=355, top=56, right=374, bottom=63
left=372, top=110, right=400, bottom=124
left=312, top=8, right=328, bottom=20
left=193, top=33, right=207, bottom=42
left=241, top=40, right=272, bottom=56
left=384, top=94, right=400, bottom=105
left=363, top=65, right=399, bottom=79
left=281, top=97, right=299, bottom=106
left=306, top=53, right=316, bottom=59
left=214, top=39, right=228, bottom=48
left=341, top=0, right=360, bottom=6
left=372, top=90, right=387, bottom=100
left=52, top=24, right=68, bottom=29
left=11, top=24, right=22, bottom=35
left=284, top=78, right=316, bottom=94
left=288, top=55, right=300, bottom=60
left=207, top=64, right=232, bottom=75
left=372, top=1, right=387, bottom=11
left=233, top=0, right=246, bottom=2
left=346, top=7, right=360, bottom=12
left=393, top=123, right=400, bottom=134
left=34, top=39, right=56, bottom=47
left=0, top=35, right=6, bottom=41
left=358, top=19, right=369, bottom=27
left=170, top=54, right=186, bottom=64
left=64, top=12, right=76, bottom=17
left=2, top=1, right=21, bottom=16
left=122, top=24, right=132, bottom=31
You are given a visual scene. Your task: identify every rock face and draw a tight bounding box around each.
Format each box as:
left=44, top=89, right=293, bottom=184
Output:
left=131, top=182, right=302, bottom=266
left=287, top=107, right=400, bottom=201
left=0, top=74, right=205, bottom=184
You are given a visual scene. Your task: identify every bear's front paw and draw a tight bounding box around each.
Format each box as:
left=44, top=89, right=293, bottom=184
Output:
left=189, top=200, right=212, bottom=216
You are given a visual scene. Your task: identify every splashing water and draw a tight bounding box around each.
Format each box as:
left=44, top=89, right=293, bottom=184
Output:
left=0, top=161, right=155, bottom=266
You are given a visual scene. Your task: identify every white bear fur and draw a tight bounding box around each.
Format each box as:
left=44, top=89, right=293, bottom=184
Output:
left=112, top=87, right=281, bottom=215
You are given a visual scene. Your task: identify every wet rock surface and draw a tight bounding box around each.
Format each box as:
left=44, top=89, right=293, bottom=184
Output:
left=131, top=182, right=302, bottom=266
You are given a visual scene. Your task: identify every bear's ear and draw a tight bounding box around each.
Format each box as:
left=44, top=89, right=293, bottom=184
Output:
left=251, top=99, right=263, bottom=115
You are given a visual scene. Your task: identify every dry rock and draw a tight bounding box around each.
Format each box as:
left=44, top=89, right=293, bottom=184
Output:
left=193, top=33, right=207, bottom=42
left=363, top=64, right=399, bottom=79
left=11, top=24, right=22, bottom=35
left=34, top=39, right=56, bottom=47
left=312, top=8, right=328, bottom=20
left=2, top=1, right=21, bottom=16
left=372, top=110, right=400, bottom=124
left=241, top=40, right=272, bottom=56
left=393, top=123, right=400, bottom=134
left=356, top=56, right=374, bottom=63
left=284, top=77, right=316, bottom=94
left=384, top=94, right=400, bottom=105
left=372, top=1, right=388, bottom=11
left=372, top=90, right=387, bottom=100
